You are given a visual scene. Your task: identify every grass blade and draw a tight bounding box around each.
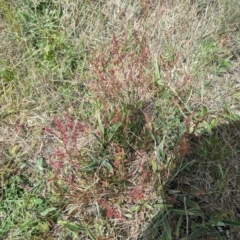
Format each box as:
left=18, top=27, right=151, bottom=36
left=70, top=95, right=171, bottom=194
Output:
left=96, top=110, right=105, bottom=137
left=222, top=220, right=240, bottom=226
left=107, top=122, right=122, bottom=143
left=208, top=225, right=224, bottom=240
left=154, top=58, right=163, bottom=88
left=177, top=196, right=200, bottom=209
left=170, top=160, right=196, bottom=180
left=162, top=213, right=172, bottom=240
left=176, top=215, right=183, bottom=238
left=170, top=208, right=203, bottom=217
left=181, top=226, right=206, bottom=240
left=80, top=162, right=99, bottom=172
left=86, top=225, right=96, bottom=240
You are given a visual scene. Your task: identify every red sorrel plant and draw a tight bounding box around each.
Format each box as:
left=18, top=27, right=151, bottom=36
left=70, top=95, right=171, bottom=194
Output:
left=45, top=113, right=90, bottom=183
left=88, top=34, right=152, bottom=107
left=87, top=34, right=154, bottom=150
left=98, top=199, right=125, bottom=220
left=129, top=186, right=145, bottom=203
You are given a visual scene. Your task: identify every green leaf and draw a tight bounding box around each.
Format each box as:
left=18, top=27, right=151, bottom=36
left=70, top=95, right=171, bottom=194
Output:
left=145, top=203, right=154, bottom=210
left=208, top=225, right=223, bottom=240
left=181, top=226, right=206, bottom=240
left=162, top=213, right=172, bottom=240
left=152, top=160, right=158, bottom=173
left=176, top=215, right=183, bottom=237
left=170, top=209, right=186, bottom=215
left=80, top=162, right=99, bottom=172
left=37, top=221, right=50, bottom=233
left=40, top=207, right=57, bottom=216
left=92, top=132, right=104, bottom=146
left=155, top=137, right=166, bottom=163
left=187, top=208, right=204, bottom=217
left=124, top=213, right=133, bottom=218
left=222, top=220, right=240, bottom=226
left=30, top=197, right=43, bottom=205
left=88, top=153, right=100, bottom=162
left=201, top=106, right=208, bottom=116
left=58, top=221, right=86, bottom=231
left=130, top=206, right=140, bottom=212
left=210, top=118, right=217, bottom=129
left=218, top=163, right=224, bottom=178
left=161, top=230, right=170, bottom=240
left=154, top=204, right=173, bottom=209
left=170, top=208, right=203, bottom=217
left=96, top=110, right=104, bottom=137
left=154, top=58, right=163, bottom=87
left=177, top=196, right=200, bottom=209
left=107, top=122, right=122, bottom=143
left=86, top=225, right=96, bottom=240
left=217, top=163, right=229, bottom=179
left=36, top=158, right=44, bottom=171
left=101, top=159, right=114, bottom=174
left=9, top=145, right=20, bottom=156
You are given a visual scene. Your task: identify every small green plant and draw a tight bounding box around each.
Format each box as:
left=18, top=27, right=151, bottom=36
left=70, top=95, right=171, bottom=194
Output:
left=0, top=169, right=62, bottom=239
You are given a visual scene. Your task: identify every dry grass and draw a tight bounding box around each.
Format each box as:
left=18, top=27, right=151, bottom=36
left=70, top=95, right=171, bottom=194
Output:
left=0, top=0, right=240, bottom=239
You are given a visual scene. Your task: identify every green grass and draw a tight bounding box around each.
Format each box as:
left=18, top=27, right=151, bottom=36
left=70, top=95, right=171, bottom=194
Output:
left=0, top=0, right=240, bottom=239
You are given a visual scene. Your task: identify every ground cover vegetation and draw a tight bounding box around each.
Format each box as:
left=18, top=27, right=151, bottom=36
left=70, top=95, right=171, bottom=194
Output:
left=0, top=0, right=240, bottom=239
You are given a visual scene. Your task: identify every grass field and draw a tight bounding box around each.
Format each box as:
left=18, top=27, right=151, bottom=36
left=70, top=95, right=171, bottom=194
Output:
left=0, top=0, right=240, bottom=239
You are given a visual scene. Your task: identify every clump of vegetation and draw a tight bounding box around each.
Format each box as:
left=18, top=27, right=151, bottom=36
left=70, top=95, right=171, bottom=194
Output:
left=0, top=0, right=240, bottom=239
